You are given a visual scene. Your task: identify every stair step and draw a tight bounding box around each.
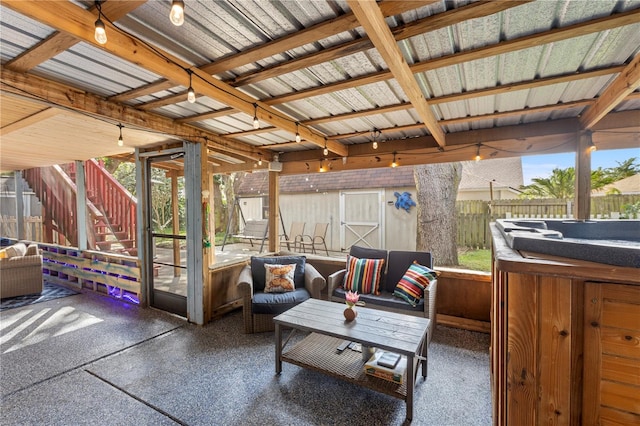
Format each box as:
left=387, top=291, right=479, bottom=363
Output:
left=96, top=241, right=112, bottom=250
left=119, top=240, right=135, bottom=249
left=95, top=231, right=128, bottom=240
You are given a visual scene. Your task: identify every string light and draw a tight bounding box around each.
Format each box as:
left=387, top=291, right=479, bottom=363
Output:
left=117, top=123, right=124, bottom=147
left=323, top=138, right=329, bottom=156
left=319, top=160, right=326, bottom=172
left=295, top=122, right=301, bottom=143
left=474, top=143, right=482, bottom=162
left=169, top=0, right=185, bottom=26
left=391, top=152, right=398, bottom=168
left=252, top=104, right=260, bottom=129
left=372, top=128, right=381, bottom=150
left=258, top=153, right=262, bottom=166
left=94, top=1, right=107, bottom=45
left=187, top=70, right=196, bottom=103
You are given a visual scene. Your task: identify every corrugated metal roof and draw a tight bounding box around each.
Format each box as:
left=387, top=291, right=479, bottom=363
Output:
left=1, top=0, right=638, bottom=172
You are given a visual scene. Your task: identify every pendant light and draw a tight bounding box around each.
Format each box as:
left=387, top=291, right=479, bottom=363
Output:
left=187, top=70, right=196, bottom=103
left=170, top=0, right=185, bottom=26
left=295, top=123, right=301, bottom=143
left=252, top=104, right=260, bottom=129
left=94, top=2, right=107, bottom=45
left=117, top=123, right=124, bottom=147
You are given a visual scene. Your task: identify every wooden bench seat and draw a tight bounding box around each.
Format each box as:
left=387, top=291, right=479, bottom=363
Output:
left=232, top=220, right=268, bottom=248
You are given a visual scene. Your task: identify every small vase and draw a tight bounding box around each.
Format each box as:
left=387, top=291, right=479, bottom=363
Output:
left=343, top=306, right=357, bottom=322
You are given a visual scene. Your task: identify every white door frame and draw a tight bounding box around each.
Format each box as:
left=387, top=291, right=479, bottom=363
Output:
left=339, top=189, right=384, bottom=250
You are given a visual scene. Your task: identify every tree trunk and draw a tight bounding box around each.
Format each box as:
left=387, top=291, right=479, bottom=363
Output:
left=414, top=162, right=462, bottom=266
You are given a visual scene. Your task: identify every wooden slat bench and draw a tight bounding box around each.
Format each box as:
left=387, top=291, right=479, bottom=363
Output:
left=232, top=219, right=268, bottom=250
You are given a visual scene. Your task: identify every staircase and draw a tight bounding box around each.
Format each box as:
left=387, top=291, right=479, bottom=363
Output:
left=23, top=160, right=137, bottom=255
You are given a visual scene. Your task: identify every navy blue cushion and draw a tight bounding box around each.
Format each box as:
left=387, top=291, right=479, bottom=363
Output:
left=251, top=256, right=306, bottom=292
left=252, top=288, right=310, bottom=315
left=333, top=287, right=423, bottom=313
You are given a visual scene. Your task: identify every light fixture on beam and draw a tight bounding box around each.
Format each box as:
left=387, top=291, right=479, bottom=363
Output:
left=94, top=1, right=107, bottom=45
left=319, top=160, right=326, bottom=172
left=252, top=104, right=260, bottom=130
left=170, top=0, right=185, bottom=26
left=372, top=128, right=381, bottom=150
left=295, top=122, right=301, bottom=143
left=117, top=123, right=124, bottom=147
left=475, top=143, right=482, bottom=162
left=323, top=138, right=329, bottom=156
left=186, top=70, right=196, bottom=103
left=588, top=140, right=597, bottom=153
left=391, top=152, right=398, bottom=168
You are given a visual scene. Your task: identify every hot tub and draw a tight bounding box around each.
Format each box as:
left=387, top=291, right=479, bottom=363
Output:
left=495, top=219, right=640, bottom=268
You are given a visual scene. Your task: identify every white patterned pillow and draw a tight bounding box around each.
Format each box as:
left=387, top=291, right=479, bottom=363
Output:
left=264, top=263, right=296, bottom=293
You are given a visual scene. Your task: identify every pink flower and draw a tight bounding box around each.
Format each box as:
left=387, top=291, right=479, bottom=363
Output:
left=345, top=290, right=359, bottom=308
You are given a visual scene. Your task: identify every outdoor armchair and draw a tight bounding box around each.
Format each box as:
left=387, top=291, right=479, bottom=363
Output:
left=237, top=255, right=326, bottom=333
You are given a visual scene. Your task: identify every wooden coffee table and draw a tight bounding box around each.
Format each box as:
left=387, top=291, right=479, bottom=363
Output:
left=273, top=298, right=431, bottom=422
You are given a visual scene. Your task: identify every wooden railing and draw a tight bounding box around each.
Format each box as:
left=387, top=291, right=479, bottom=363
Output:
left=84, top=159, right=137, bottom=249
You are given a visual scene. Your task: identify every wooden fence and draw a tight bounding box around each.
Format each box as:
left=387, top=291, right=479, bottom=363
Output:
left=456, top=194, right=640, bottom=249
left=0, top=216, right=44, bottom=241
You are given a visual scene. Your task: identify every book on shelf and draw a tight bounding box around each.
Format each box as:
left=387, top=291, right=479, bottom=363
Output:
left=364, top=351, right=406, bottom=385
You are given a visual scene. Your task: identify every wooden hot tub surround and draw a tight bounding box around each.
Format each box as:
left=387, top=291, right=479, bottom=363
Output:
left=490, top=223, right=640, bottom=425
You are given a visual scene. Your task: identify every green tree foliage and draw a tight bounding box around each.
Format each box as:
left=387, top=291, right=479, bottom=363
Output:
left=110, top=162, right=184, bottom=233
left=519, top=157, right=638, bottom=199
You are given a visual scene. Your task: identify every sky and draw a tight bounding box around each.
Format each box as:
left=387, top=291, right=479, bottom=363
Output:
left=521, top=147, right=640, bottom=185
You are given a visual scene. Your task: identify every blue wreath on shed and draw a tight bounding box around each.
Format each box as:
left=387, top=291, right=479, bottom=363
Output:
left=394, top=191, right=416, bottom=213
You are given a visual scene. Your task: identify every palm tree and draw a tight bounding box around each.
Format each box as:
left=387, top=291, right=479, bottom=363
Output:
left=520, top=157, right=639, bottom=199
left=520, top=167, right=575, bottom=199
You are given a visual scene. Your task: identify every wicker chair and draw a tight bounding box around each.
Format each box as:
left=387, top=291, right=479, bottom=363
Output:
left=0, top=242, right=44, bottom=299
left=237, top=255, right=326, bottom=333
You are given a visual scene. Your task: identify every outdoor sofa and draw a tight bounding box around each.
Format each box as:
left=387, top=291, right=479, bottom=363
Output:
left=328, top=245, right=438, bottom=345
left=0, top=242, right=44, bottom=299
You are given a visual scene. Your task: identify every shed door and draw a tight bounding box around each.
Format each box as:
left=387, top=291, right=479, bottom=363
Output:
left=339, top=190, right=384, bottom=251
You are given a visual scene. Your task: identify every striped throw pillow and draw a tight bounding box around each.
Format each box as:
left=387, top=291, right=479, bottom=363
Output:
left=393, top=262, right=437, bottom=307
left=343, top=255, right=385, bottom=295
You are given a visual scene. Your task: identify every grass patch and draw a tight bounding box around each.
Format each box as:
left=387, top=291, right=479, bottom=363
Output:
left=457, top=248, right=491, bottom=272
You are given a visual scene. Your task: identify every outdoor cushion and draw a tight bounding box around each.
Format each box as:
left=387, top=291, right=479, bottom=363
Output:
left=250, top=255, right=306, bottom=292
left=5, top=243, right=27, bottom=259
left=263, top=263, right=296, bottom=293
left=252, top=288, right=310, bottom=315
left=333, top=287, right=424, bottom=313
left=343, top=256, right=385, bottom=294
left=393, top=262, right=437, bottom=307
left=384, top=250, right=434, bottom=293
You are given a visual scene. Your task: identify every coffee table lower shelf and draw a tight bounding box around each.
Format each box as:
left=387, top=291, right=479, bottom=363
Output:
left=281, top=332, right=408, bottom=400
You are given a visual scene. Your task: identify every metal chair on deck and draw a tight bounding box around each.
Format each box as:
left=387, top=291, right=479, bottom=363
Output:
left=280, top=221, right=305, bottom=251
left=299, top=223, right=329, bottom=256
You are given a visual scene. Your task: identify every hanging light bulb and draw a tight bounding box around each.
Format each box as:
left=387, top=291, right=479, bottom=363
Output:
left=94, top=2, right=107, bottom=45
left=319, top=160, right=326, bottom=172
left=323, top=138, right=329, bottom=156
left=187, top=71, right=196, bottom=103
left=170, top=0, right=185, bottom=26
left=474, top=143, right=481, bottom=162
left=391, top=152, right=398, bottom=168
left=295, top=123, right=301, bottom=143
left=252, top=104, right=260, bottom=129
left=258, top=154, right=262, bottom=166
left=117, top=123, right=124, bottom=147
left=588, top=140, right=597, bottom=153
left=372, top=128, right=380, bottom=150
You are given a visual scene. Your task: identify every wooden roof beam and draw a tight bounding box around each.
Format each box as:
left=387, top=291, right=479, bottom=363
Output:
left=266, top=8, right=640, bottom=105
left=3, top=1, right=347, bottom=157
left=4, top=1, right=146, bottom=73
left=580, top=53, right=640, bottom=129
left=0, top=68, right=269, bottom=161
left=347, top=0, right=445, bottom=147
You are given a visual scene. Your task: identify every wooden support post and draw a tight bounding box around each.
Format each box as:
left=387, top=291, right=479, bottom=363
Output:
left=171, top=173, right=180, bottom=277
left=575, top=131, right=593, bottom=220
left=75, top=160, right=88, bottom=250
left=14, top=171, right=24, bottom=240
left=268, top=171, right=279, bottom=252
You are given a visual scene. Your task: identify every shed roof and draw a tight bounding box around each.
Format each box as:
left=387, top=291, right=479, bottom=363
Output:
left=1, top=1, right=639, bottom=174
left=237, top=157, right=523, bottom=195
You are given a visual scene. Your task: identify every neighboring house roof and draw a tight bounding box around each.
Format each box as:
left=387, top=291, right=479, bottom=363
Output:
left=237, top=158, right=523, bottom=196
left=594, top=174, right=640, bottom=195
